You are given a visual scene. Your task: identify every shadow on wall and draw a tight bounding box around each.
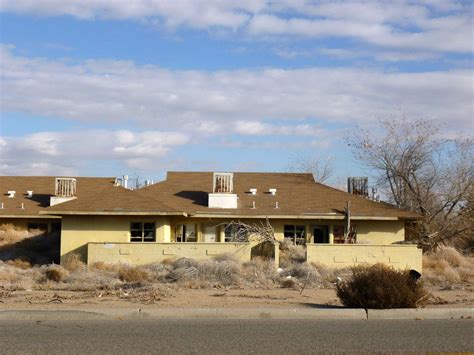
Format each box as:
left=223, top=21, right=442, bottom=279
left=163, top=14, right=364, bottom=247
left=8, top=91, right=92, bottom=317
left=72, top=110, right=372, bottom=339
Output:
left=251, top=241, right=275, bottom=260
left=0, top=232, right=60, bottom=265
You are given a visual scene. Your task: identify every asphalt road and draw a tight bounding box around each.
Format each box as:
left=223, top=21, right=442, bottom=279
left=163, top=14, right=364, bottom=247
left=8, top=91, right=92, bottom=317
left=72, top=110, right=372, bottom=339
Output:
left=1, top=319, right=472, bottom=354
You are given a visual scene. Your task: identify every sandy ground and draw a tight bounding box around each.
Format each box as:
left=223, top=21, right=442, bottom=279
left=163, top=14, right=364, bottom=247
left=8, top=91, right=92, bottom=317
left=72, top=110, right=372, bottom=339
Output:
left=0, top=285, right=472, bottom=310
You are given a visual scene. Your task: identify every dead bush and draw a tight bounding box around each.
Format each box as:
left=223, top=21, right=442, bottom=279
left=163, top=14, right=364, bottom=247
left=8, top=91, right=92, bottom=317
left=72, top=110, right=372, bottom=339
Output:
left=336, top=264, right=427, bottom=309
left=284, top=262, right=322, bottom=286
left=0, top=224, right=29, bottom=246
left=62, top=254, right=85, bottom=272
left=280, top=277, right=297, bottom=289
left=279, top=240, right=306, bottom=267
left=196, top=258, right=240, bottom=286
left=5, top=258, right=32, bottom=270
left=242, top=258, right=278, bottom=288
left=118, top=265, right=150, bottom=283
left=44, top=265, right=68, bottom=282
left=422, top=247, right=474, bottom=286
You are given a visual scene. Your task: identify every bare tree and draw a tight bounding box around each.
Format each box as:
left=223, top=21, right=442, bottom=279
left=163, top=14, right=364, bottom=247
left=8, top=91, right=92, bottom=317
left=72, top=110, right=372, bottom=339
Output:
left=287, top=153, right=334, bottom=183
left=223, top=219, right=277, bottom=244
left=347, top=118, right=473, bottom=251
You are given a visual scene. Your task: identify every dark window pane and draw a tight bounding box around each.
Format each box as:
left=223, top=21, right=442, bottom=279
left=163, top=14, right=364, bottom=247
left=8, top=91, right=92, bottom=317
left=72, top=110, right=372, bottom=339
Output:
left=130, top=222, right=143, bottom=242
left=143, top=223, right=156, bottom=242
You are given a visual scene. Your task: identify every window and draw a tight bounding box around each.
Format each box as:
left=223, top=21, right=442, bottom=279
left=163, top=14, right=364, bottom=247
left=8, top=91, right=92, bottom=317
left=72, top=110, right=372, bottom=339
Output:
left=223, top=224, right=243, bottom=242
left=313, top=225, right=329, bottom=243
left=175, top=224, right=197, bottom=242
left=130, top=222, right=156, bottom=242
left=284, top=225, right=306, bottom=245
left=333, top=225, right=345, bottom=244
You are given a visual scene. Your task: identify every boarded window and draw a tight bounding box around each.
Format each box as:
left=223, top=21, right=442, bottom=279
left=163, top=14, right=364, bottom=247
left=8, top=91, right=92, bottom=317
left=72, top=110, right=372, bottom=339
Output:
left=130, top=222, right=156, bottom=242
left=284, top=225, right=306, bottom=245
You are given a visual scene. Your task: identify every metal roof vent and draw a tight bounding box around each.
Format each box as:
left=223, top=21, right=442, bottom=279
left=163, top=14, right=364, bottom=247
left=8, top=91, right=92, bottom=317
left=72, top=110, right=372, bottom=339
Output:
left=7, top=191, right=15, bottom=198
left=26, top=191, right=33, bottom=198
left=269, top=188, right=277, bottom=195
left=249, top=188, right=257, bottom=195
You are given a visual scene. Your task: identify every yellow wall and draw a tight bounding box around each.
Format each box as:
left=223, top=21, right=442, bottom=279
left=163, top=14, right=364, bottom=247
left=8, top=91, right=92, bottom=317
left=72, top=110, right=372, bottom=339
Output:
left=306, top=244, right=422, bottom=272
left=59, top=215, right=407, bottom=264
left=354, top=220, right=405, bottom=244
left=60, top=215, right=170, bottom=263
left=87, top=242, right=251, bottom=265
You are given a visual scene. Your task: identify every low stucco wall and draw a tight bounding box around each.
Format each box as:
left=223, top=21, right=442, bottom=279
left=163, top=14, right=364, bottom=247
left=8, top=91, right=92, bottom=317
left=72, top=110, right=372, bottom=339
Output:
left=87, top=242, right=251, bottom=266
left=306, top=244, right=422, bottom=272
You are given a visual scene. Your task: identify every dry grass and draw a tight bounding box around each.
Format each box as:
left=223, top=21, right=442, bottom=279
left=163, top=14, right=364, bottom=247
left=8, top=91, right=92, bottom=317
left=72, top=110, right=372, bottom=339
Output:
left=422, top=247, right=474, bottom=286
left=118, top=265, right=151, bottom=283
left=279, top=240, right=306, bottom=267
left=44, top=265, right=69, bottom=282
left=5, top=258, right=32, bottom=270
left=62, top=254, right=86, bottom=272
left=0, top=224, right=60, bottom=264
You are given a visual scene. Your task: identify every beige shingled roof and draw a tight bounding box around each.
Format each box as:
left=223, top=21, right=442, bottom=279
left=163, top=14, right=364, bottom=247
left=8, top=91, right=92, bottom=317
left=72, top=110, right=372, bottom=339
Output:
left=0, top=176, right=180, bottom=216
left=138, top=172, right=420, bottom=220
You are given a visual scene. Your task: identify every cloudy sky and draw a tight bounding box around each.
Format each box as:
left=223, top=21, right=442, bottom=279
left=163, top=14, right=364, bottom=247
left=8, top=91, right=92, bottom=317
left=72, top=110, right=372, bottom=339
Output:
left=0, top=0, right=472, bottom=183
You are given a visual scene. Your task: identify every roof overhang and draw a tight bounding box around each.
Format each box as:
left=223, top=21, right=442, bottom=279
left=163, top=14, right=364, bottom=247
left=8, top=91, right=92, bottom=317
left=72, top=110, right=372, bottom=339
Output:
left=0, top=214, right=61, bottom=219
left=39, top=210, right=187, bottom=216
left=189, top=213, right=400, bottom=220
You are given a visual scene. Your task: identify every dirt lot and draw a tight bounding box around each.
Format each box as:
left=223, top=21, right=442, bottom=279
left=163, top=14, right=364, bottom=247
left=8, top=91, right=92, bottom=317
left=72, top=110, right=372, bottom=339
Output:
left=1, top=285, right=472, bottom=310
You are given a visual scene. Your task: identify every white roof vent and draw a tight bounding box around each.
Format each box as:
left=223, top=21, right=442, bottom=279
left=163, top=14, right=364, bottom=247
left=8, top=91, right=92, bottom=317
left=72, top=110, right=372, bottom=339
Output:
left=7, top=191, right=15, bottom=198
left=26, top=191, right=33, bottom=198
left=249, top=188, right=257, bottom=195
left=269, top=188, right=277, bottom=195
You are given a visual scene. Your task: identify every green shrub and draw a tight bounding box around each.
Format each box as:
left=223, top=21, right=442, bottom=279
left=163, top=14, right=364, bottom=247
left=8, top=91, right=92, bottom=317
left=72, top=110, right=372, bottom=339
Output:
left=336, top=264, right=427, bottom=309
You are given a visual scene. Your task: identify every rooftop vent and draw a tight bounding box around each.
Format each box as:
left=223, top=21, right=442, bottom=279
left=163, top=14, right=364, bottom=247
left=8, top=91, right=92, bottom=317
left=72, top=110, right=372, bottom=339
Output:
left=249, top=188, right=257, bottom=195
left=347, top=177, right=368, bottom=197
left=269, top=188, right=277, bottom=195
left=213, top=172, right=233, bottom=193
left=7, top=191, right=15, bottom=198
left=208, top=172, right=237, bottom=208
left=26, top=191, right=33, bottom=198
left=123, top=175, right=129, bottom=189
left=55, top=178, right=76, bottom=197
left=51, top=178, right=77, bottom=206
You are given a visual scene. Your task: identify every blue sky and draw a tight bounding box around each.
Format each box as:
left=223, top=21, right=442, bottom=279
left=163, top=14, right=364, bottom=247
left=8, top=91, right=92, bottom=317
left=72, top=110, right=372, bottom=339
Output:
left=0, top=1, right=472, bottom=187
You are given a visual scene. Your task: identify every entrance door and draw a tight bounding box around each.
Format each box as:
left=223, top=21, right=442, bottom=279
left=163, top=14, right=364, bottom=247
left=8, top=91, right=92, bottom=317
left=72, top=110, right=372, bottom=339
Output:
left=203, top=225, right=216, bottom=242
left=313, top=225, right=329, bottom=243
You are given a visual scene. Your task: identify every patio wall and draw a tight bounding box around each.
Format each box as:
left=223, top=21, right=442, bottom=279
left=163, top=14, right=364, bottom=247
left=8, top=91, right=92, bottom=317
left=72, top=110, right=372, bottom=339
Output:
left=87, top=242, right=251, bottom=266
left=306, top=244, right=422, bottom=272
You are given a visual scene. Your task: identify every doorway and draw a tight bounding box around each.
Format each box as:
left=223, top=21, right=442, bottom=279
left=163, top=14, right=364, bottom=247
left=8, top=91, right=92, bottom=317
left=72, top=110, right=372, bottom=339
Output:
left=313, top=225, right=329, bottom=243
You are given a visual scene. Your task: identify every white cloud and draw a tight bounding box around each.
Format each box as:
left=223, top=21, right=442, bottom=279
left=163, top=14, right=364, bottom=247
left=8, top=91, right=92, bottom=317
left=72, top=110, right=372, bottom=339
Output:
left=0, top=129, right=189, bottom=175
left=0, top=1, right=471, bottom=53
left=1, top=46, right=472, bottom=132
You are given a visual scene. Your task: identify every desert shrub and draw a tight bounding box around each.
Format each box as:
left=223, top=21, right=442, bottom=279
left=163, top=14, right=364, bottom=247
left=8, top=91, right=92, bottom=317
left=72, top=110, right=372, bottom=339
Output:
left=336, top=264, right=427, bottom=309
left=5, top=258, right=32, bottom=270
left=279, top=240, right=306, bottom=267
left=284, top=262, right=322, bottom=285
left=63, top=269, right=121, bottom=291
left=196, top=258, right=240, bottom=286
left=118, top=265, right=150, bottom=283
left=0, top=224, right=30, bottom=246
left=62, top=254, right=85, bottom=272
left=44, top=265, right=68, bottom=282
left=280, top=277, right=296, bottom=288
left=241, top=257, right=278, bottom=288
left=422, top=247, right=474, bottom=286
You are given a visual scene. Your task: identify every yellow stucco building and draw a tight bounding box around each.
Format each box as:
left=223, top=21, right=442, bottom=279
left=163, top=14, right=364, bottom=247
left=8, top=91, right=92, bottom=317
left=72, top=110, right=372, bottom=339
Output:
left=1, top=173, right=422, bottom=271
